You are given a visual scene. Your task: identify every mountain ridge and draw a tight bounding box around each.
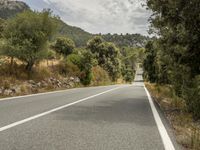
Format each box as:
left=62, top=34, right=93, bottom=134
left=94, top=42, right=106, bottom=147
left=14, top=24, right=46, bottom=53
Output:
left=0, top=0, right=150, bottom=47
left=0, top=0, right=29, bottom=19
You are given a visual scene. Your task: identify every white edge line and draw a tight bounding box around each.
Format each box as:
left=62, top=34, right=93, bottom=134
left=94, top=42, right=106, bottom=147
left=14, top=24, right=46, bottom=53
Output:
left=144, top=86, right=175, bottom=150
left=0, top=85, right=124, bottom=102
left=0, top=86, right=124, bottom=132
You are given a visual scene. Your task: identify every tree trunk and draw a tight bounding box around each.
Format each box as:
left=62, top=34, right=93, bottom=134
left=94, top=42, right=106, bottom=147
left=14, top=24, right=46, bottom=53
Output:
left=26, top=62, right=34, bottom=79
left=9, top=57, right=14, bottom=74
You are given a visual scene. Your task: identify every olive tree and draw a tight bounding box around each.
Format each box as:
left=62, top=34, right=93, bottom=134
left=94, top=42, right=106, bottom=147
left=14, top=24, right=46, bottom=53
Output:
left=53, top=37, right=75, bottom=56
left=2, top=10, right=55, bottom=72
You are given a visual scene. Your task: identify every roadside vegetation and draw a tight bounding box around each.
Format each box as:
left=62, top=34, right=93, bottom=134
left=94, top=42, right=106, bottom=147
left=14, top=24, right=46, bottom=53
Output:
left=144, top=0, right=200, bottom=149
left=0, top=9, right=143, bottom=98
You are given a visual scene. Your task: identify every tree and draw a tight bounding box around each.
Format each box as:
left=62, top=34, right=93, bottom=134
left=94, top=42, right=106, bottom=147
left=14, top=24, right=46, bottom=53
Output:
left=0, top=18, right=5, bottom=38
left=1, top=10, right=55, bottom=72
left=146, top=0, right=200, bottom=119
left=66, top=49, right=94, bottom=85
left=121, top=65, right=134, bottom=82
left=87, top=36, right=104, bottom=53
left=53, top=37, right=75, bottom=56
left=87, top=37, right=121, bottom=81
left=143, top=41, right=157, bottom=83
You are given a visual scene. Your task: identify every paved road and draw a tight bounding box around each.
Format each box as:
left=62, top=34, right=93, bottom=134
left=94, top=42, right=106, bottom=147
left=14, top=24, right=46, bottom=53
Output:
left=0, top=70, right=181, bottom=150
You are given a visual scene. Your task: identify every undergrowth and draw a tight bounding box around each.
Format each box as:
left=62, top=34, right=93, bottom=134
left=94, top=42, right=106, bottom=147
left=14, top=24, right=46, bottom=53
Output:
left=145, top=83, right=200, bottom=150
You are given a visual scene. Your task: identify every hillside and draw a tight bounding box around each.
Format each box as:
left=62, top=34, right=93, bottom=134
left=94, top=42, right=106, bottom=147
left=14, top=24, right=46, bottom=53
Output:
left=0, top=0, right=150, bottom=47
left=101, top=33, right=150, bottom=48
left=0, top=0, right=29, bottom=19
left=53, top=19, right=93, bottom=47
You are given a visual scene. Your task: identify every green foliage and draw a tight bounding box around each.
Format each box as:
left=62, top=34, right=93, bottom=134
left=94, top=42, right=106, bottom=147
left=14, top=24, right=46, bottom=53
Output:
left=0, top=18, right=5, bottom=38
left=120, top=47, right=143, bottom=82
left=0, top=1, right=139, bottom=87
left=80, top=71, right=92, bottom=85
left=102, top=33, right=150, bottom=48
left=52, top=18, right=93, bottom=47
left=66, top=49, right=93, bottom=85
left=143, top=41, right=158, bottom=83
left=145, top=0, right=200, bottom=119
left=122, top=66, right=134, bottom=83
left=53, top=37, right=75, bottom=56
left=66, top=53, right=82, bottom=67
left=87, top=36, right=121, bottom=81
left=1, top=10, right=55, bottom=71
left=78, top=50, right=93, bottom=85
left=46, top=49, right=56, bottom=60
left=183, top=76, right=200, bottom=119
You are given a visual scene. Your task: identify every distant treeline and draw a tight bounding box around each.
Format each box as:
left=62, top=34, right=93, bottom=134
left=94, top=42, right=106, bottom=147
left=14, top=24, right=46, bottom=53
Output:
left=101, top=33, right=150, bottom=48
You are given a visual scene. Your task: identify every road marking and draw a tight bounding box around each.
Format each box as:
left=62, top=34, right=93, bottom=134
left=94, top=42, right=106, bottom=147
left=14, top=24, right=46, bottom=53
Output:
left=0, top=86, right=124, bottom=132
left=144, top=86, right=175, bottom=150
left=0, top=85, right=120, bottom=102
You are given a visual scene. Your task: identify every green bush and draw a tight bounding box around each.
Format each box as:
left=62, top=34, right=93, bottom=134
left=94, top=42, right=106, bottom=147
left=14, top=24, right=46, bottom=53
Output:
left=122, top=67, right=135, bottom=83
left=184, top=76, right=200, bottom=119
left=80, top=71, right=92, bottom=85
left=53, top=37, right=75, bottom=56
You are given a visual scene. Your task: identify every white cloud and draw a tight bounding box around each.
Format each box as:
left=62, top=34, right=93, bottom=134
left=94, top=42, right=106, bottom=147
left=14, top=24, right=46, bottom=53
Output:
left=22, top=0, right=151, bottom=35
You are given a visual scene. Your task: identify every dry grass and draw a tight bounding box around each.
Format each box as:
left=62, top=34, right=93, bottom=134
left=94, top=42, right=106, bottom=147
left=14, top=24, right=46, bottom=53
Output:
left=145, top=83, right=200, bottom=150
left=91, top=66, right=112, bottom=86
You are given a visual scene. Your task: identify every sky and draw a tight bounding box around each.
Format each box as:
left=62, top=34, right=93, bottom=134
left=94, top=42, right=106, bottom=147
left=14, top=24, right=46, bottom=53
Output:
left=21, top=0, right=151, bottom=35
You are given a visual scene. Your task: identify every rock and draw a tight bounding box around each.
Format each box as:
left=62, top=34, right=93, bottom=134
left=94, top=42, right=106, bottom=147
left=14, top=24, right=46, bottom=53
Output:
left=68, top=81, right=74, bottom=88
left=57, top=83, right=62, bottom=88
left=37, top=82, right=41, bottom=87
left=0, top=88, right=3, bottom=95
left=49, top=77, right=54, bottom=81
left=4, top=89, right=13, bottom=96
left=31, top=84, right=38, bottom=89
left=10, top=86, right=21, bottom=94
left=41, top=81, right=48, bottom=87
left=70, top=77, right=75, bottom=81
left=74, top=77, right=80, bottom=83
left=65, top=85, right=71, bottom=88
left=28, top=80, right=36, bottom=85
left=56, top=80, right=61, bottom=84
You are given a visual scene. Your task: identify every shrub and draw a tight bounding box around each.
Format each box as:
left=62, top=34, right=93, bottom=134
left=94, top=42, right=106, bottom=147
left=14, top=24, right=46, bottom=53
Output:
left=53, top=37, right=75, bottom=56
left=57, top=60, right=81, bottom=77
left=32, top=67, right=52, bottom=81
left=80, top=71, right=92, bottom=86
left=92, top=66, right=111, bottom=85
left=184, top=75, right=200, bottom=119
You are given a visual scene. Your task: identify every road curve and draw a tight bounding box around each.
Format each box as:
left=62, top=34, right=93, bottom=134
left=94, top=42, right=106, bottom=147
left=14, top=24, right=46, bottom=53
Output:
left=0, top=70, right=181, bottom=150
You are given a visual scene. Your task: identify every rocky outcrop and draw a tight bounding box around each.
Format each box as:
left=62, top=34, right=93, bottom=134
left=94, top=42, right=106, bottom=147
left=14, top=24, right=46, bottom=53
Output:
left=0, top=77, right=80, bottom=97
left=0, top=0, right=30, bottom=19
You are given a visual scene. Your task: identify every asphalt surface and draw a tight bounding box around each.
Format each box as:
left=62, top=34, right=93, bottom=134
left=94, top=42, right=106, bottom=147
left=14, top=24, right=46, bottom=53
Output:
left=0, top=70, right=182, bottom=150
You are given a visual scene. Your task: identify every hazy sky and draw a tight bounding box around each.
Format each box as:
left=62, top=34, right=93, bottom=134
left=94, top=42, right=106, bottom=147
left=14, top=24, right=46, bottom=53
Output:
left=21, top=0, right=151, bottom=35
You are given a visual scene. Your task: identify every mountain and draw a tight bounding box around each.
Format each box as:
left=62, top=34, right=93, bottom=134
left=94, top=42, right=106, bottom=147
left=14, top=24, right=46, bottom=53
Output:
left=0, top=0, right=29, bottom=19
left=53, top=18, right=93, bottom=47
left=0, top=0, right=150, bottom=47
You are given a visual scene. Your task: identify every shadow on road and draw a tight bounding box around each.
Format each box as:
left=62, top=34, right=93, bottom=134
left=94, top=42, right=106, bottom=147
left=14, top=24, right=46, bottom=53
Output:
left=54, top=87, right=156, bottom=127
